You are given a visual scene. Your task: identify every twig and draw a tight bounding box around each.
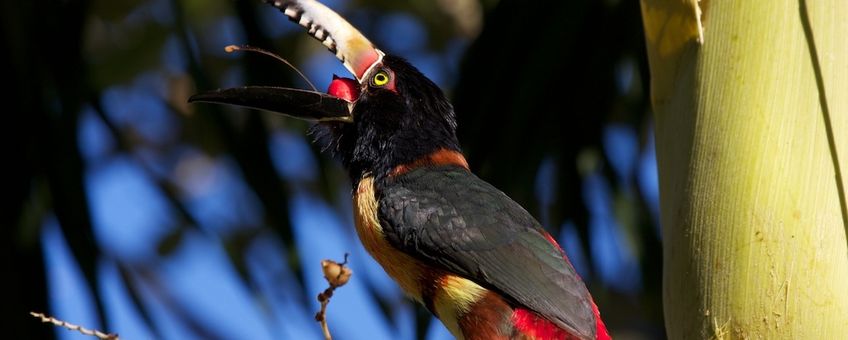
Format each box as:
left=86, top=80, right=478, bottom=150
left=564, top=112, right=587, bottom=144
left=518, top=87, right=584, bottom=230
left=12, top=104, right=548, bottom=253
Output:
left=224, top=44, right=318, bottom=92
left=30, top=312, right=119, bottom=340
left=315, top=253, right=352, bottom=340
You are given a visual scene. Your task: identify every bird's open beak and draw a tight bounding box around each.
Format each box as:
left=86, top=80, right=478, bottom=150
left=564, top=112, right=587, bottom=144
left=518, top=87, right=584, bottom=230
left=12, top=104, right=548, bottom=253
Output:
left=189, top=0, right=384, bottom=122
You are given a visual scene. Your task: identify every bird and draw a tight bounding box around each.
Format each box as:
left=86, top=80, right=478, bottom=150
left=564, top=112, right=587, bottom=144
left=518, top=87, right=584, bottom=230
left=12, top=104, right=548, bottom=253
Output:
left=190, top=1, right=610, bottom=339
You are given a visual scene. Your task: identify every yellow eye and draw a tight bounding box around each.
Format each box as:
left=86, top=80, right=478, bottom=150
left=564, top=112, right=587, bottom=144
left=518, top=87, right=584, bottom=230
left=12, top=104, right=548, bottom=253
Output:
left=372, top=70, right=390, bottom=86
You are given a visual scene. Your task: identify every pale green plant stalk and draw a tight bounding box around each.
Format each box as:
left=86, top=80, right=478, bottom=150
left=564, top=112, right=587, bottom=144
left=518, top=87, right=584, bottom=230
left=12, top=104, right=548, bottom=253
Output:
left=641, top=0, right=848, bottom=338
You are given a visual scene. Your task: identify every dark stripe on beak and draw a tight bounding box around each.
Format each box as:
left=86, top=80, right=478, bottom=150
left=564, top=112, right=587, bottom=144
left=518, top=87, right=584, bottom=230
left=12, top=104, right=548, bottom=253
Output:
left=189, top=86, right=353, bottom=122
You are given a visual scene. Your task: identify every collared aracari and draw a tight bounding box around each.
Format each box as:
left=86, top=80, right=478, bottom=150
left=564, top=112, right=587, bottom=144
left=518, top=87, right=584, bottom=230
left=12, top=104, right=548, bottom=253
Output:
left=190, top=1, right=610, bottom=339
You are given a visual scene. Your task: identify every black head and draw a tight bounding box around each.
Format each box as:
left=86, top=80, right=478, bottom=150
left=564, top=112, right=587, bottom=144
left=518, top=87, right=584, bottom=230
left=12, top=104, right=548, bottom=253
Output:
left=313, top=55, right=460, bottom=180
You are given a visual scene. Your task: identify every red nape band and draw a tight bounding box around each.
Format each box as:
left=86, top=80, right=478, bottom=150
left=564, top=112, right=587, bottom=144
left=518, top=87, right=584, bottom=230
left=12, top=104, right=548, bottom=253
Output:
left=390, top=149, right=469, bottom=177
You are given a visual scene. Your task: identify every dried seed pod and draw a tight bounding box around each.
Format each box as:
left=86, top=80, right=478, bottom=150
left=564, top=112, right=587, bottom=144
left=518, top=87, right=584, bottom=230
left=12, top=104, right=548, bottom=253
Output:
left=321, top=259, right=352, bottom=287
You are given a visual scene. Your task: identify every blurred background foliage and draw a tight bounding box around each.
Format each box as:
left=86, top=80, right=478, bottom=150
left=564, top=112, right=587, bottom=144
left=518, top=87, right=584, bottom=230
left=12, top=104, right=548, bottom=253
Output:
left=5, top=0, right=662, bottom=338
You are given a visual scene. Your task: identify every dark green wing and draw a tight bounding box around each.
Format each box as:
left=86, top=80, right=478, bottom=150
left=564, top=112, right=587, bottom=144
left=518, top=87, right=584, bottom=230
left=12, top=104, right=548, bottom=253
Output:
left=376, top=165, right=595, bottom=338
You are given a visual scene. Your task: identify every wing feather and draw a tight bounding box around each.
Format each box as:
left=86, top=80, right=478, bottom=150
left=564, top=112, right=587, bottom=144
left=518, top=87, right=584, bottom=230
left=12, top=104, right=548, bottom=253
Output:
left=376, top=166, right=595, bottom=339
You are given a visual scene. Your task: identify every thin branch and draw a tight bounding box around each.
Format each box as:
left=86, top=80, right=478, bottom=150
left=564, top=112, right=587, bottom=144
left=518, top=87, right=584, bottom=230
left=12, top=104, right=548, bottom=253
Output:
left=225, top=44, right=317, bottom=92
left=30, top=312, right=118, bottom=340
left=315, top=253, right=352, bottom=340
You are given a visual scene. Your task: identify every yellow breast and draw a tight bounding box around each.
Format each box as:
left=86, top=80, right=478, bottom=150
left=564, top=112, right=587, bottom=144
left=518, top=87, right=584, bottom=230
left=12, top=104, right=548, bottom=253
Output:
left=353, top=176, right=427, bottom=303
